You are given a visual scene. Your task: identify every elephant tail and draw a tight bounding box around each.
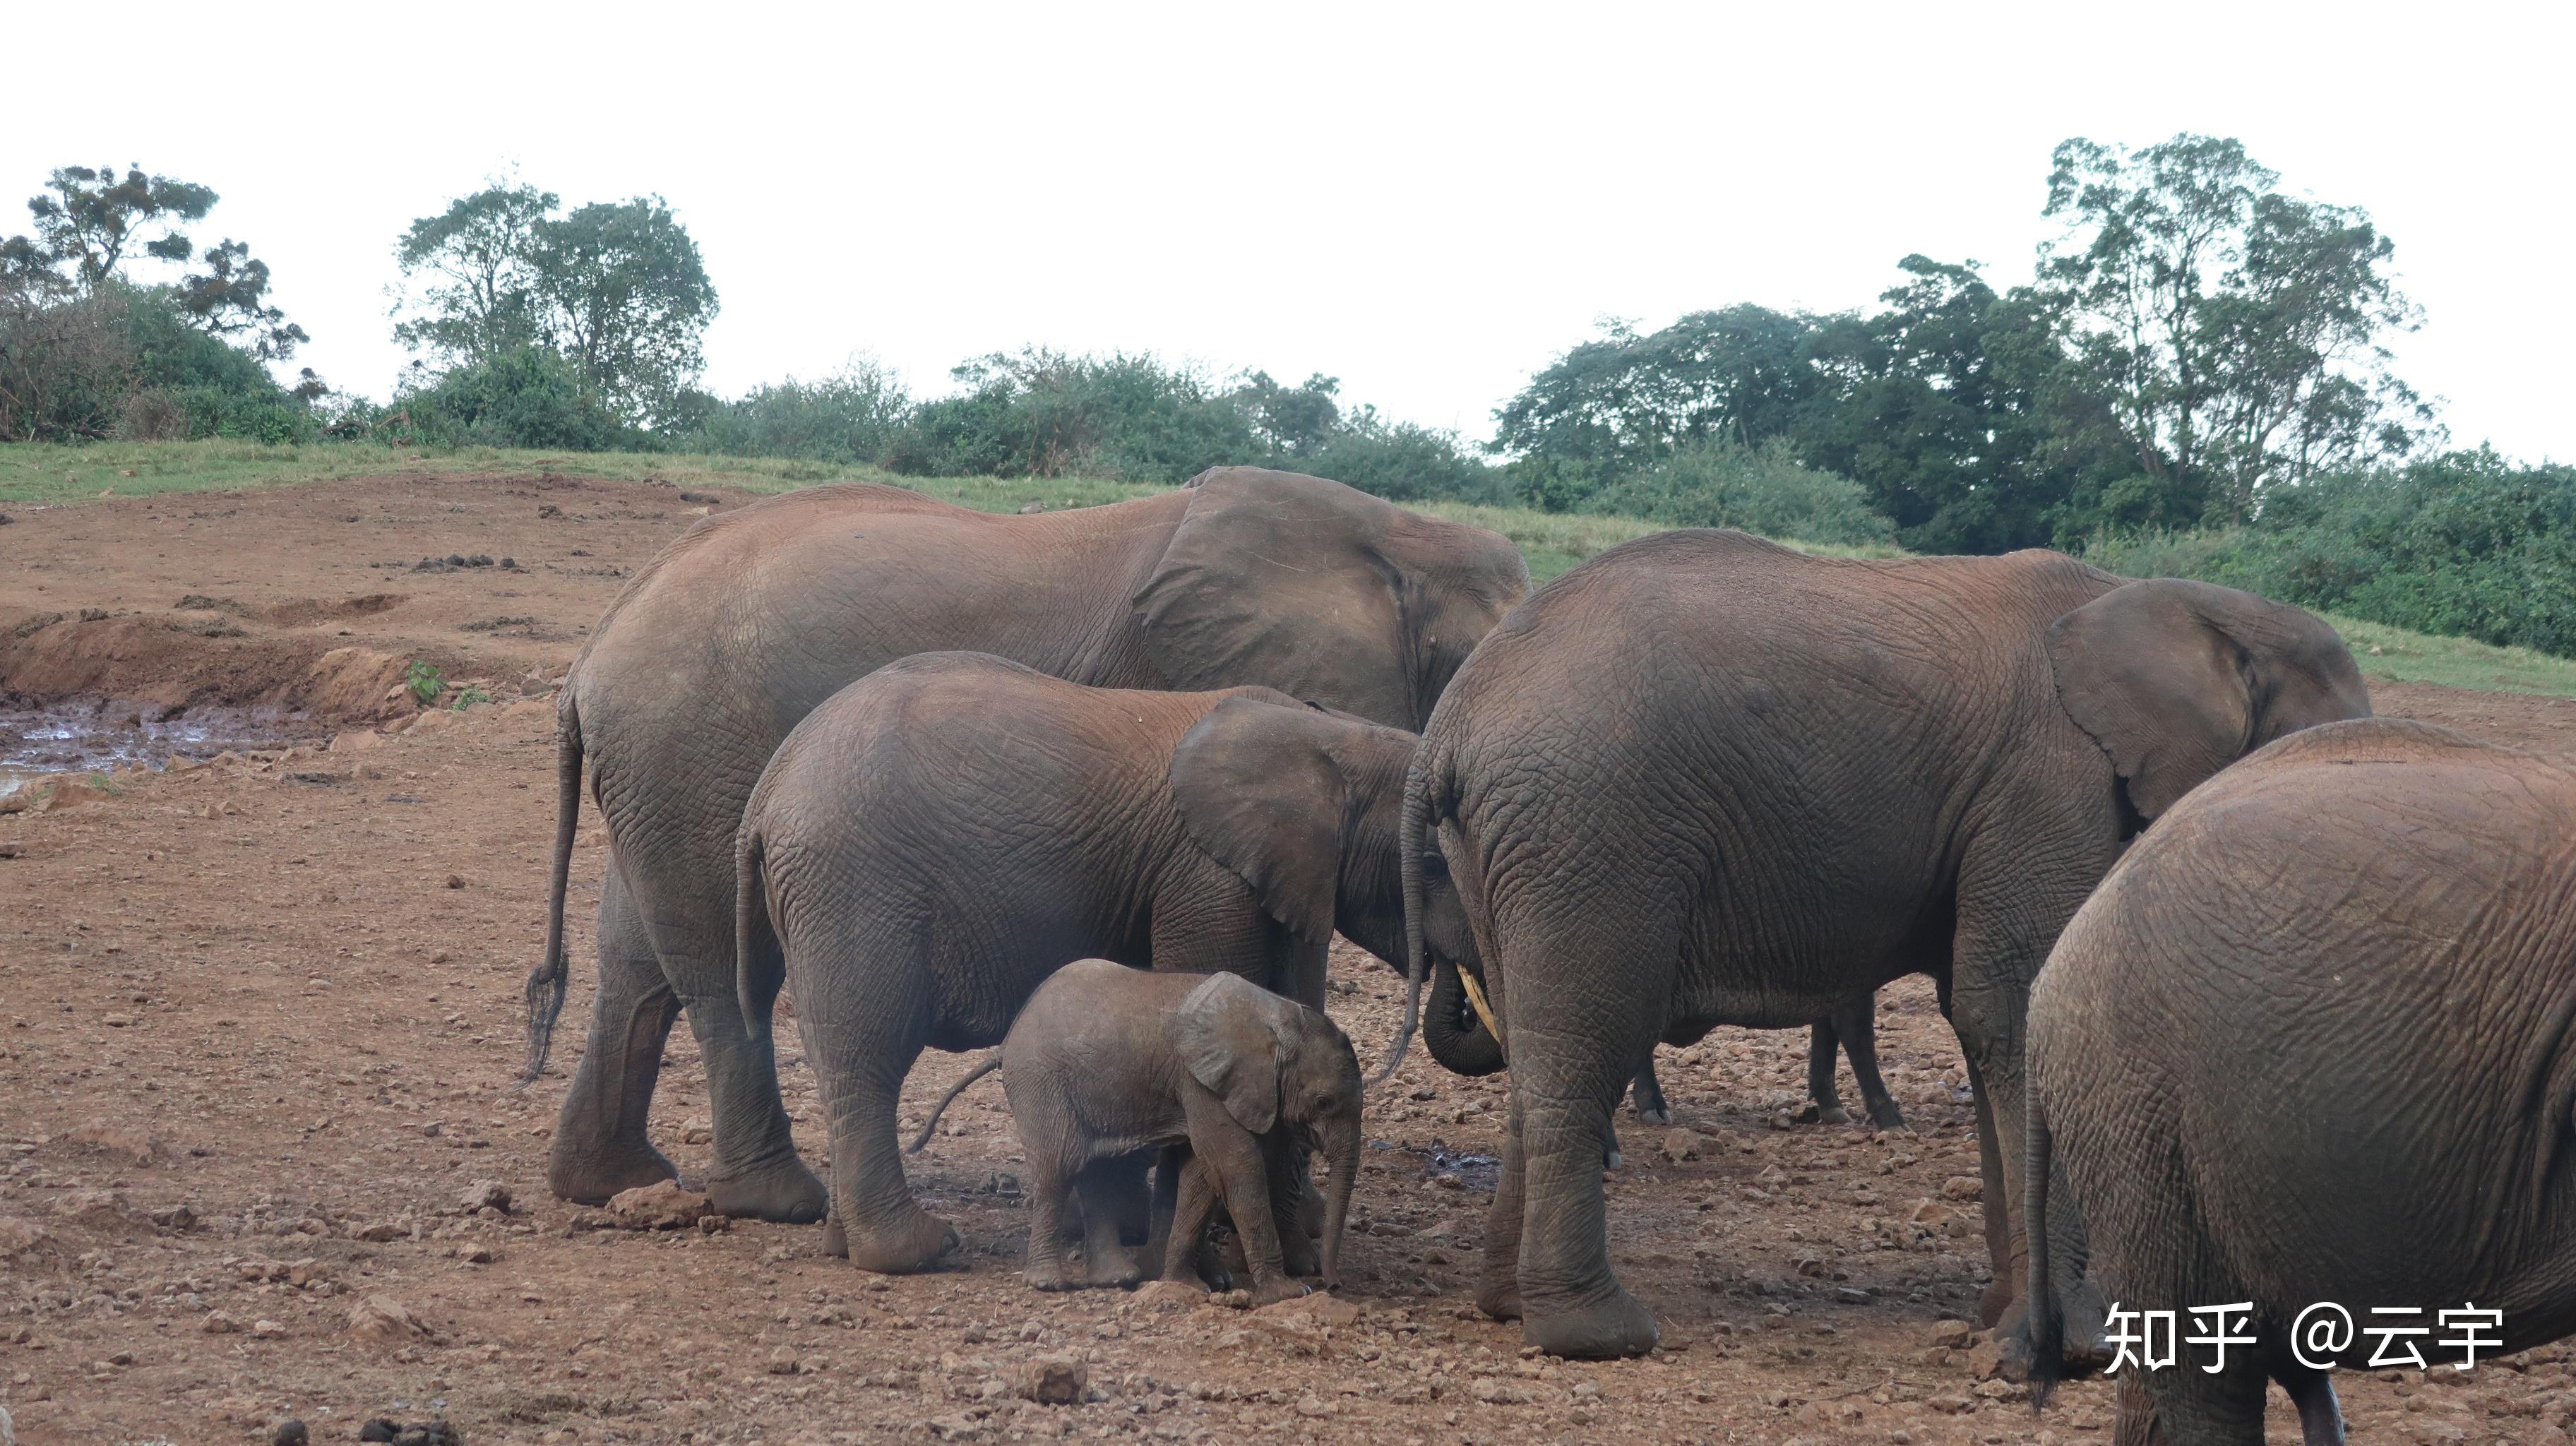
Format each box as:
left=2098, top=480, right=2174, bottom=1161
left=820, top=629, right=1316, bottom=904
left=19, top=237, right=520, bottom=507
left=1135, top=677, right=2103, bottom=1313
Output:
left=1372, top=736, right=1446, bottom=1087
left=907, top=1051, right=1003, bottom=1153
left=735, top=824, right=778, bottom=1045
left=520, top=691, right=584, bottom=1085
left=2025, top=1070, right=2065, bottom=1407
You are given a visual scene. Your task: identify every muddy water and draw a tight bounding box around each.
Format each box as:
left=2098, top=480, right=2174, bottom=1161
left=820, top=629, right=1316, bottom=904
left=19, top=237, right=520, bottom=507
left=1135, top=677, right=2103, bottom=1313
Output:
left=0, top=699, right=315, bottom=797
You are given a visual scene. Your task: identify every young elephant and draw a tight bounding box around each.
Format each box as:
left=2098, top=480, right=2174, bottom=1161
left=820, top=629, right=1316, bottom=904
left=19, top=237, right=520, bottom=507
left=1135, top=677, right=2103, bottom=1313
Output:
left=919, top=961, right=1363, bottom=1301
left=736, top=651, right=1470, bottom=1273
left=2025, top=719, right=2576, bottom=1443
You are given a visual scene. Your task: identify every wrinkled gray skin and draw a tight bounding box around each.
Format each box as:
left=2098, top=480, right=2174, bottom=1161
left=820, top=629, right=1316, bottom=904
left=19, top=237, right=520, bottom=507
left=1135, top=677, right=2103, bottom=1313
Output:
left=929, top=962, right=1364, bottom=1304
left=2025, top=719, right=2576, bottom=1445
left=734, top=653, right=1474, bottom=1272
left=1397, top=531, right=2370, bottom=1358
left=525, top=468, right=1525, bottom=1226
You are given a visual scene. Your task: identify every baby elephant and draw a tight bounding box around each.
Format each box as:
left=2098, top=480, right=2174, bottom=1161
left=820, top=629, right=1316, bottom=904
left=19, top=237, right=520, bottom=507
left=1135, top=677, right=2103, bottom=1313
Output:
left=922, top=960, right=1363, bottom=1302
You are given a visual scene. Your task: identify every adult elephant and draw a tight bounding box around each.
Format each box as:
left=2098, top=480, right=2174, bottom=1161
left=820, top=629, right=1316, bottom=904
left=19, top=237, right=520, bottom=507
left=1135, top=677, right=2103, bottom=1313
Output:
left=1393, top=530, right=2369, bottom=1358
left=2026, top=719, right=2576, bottom=1442
left=526, top=467, right=1527, bottom=1222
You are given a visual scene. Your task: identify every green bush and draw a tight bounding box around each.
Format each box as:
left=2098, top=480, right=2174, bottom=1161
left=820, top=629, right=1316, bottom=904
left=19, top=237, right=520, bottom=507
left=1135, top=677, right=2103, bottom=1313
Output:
left=2082, top=449, right=2576, bottom=657
left=1587, top=437, right=1896, bottom=547
left=682, top=359, right=911, bottom=465
left=399, top=347, right=633, bottom=451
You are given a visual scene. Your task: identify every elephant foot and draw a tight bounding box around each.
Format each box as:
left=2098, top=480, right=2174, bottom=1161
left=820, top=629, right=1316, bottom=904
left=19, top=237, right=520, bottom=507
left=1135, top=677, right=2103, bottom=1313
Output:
left=547, top=1135, right=680, bottom=1206
left=1251, top=1275, right=1313, bottom=1306
left=841, top=1207, right=961, bottom=1274
left=1866, top=1101, right=1909, bottom=1130
left=1025, top=1261, right=1077, bottom=1291
left=1476, top=1275, right=1524, bottom=1322
left=1281, top=1229, right=1323, bottom=1279
left=705, top=1154, right=830, bottom=1225
left=1086, top=1247, right=1144, bottom=1289
left=1631, top=1103, right=1673, bottom=1127
left=1805, top=1103, right=1854, bottom=1126
left=1979, top=1278, right=2017, bottom=1330
left=1522, top=1287, right=1659, bottom=1359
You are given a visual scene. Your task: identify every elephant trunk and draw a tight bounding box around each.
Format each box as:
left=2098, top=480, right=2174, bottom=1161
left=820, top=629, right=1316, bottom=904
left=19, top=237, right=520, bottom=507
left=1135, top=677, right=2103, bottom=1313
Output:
left=1318, top=1116, right=1361, bottom=1290
left=1371, top=751, right=1434, bottom=1085
left=1422, top=960, right=1506, bottom=1075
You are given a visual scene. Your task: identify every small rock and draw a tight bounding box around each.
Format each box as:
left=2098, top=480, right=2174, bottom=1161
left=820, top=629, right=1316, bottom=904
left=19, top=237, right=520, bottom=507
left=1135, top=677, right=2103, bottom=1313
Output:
left=445, top=874, right=465, bottom=890
left=1133, top=1279, right=1206, bottom=1312
left=1020, top=1354, right=1089, bottom=1405
left=1018, top=501, right=1046, bottom=514
left=1940, top=1175, right=1982, bottom=1202
left=203, top=1310, right=239, bottom=1334
left=1967, top=1336, right=2010, bottom=1380
left=272, top=1418, right=310, bottom=1446
left=1924, top=1318, right=1974, bottom=1348
left=605, top=1180, right=714, bottom=1230
left=347, top=1293, right=429, bottom=1344
left=768, top=1345, right=801, bottom=1375
left=459, top=1180, right=511, bottom=1214
left=252, top=1317, right=285, bottom=1337
left=359, top=1423, right=398, bottom=1443
left=1926, top=1393, right=1974, bottom=1414
left=1659, top=1130, right=1705, bottom=1162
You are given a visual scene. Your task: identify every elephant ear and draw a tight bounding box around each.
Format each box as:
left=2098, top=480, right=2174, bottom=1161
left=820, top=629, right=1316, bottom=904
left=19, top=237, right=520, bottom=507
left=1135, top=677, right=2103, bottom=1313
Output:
left=1174, top=972, right=1301, bottom=1134
left=1169, top=695, right=1356, bottom=945
left=1134, top=469, right=1419, bottom=727
left=2048, top=578, right=2372, bottom=820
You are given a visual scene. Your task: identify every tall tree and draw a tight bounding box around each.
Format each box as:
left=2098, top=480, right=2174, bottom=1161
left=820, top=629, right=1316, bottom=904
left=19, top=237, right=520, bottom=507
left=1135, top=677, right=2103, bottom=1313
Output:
left=392, top=185, right=717, bottom=429
left=392, top=181, right=556, bottom=366
left=25, top=165, right=216, bottom=287
left=534, top=198, right=716, bottom=429
left=2035, top=133, right=2428, bottom=525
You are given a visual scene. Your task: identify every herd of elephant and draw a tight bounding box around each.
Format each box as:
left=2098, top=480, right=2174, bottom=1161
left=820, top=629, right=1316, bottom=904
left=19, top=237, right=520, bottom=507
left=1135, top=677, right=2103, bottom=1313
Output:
left=516, top=466, right=2576, bottom=1445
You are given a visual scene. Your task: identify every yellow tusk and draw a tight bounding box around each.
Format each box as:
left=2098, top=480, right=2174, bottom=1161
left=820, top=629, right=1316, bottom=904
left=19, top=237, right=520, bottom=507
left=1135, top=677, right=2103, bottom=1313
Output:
left=1457, top=965, right=1502, bottom=1055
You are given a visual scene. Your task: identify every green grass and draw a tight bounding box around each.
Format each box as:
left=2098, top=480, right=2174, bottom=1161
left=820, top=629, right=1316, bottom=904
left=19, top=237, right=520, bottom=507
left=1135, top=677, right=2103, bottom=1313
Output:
left=6, top=438, right=2570, bottom=698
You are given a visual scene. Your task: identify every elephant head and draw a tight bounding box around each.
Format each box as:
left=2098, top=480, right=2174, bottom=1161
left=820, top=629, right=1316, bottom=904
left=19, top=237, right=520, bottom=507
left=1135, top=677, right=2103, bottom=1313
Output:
left=1134, top=468, right=1530, bottom=731
left=2047, top=578, right=2373, bottom=820
left=1173, top=972, right=1366, bottom=1287
left=1168, top=695, right=1479, bottom=979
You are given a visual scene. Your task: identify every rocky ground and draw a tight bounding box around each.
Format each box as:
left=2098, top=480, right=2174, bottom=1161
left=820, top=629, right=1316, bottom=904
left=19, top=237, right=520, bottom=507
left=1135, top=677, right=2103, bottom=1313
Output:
left=3, top=473, right=2574, bottom=1445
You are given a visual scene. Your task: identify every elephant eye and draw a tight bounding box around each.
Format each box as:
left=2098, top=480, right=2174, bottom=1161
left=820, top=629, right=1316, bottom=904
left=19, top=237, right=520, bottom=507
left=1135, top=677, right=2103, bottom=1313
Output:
left=1314, top=1093, right=1337, bottom=1114
left=1419, top=853, right=1448, bottom=878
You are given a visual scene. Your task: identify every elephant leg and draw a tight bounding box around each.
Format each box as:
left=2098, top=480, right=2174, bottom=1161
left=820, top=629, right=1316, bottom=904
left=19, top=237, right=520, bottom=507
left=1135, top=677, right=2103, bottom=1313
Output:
left=794, top=963, right=957, bottom=1272
left=1189, top=1111, right=1301, bottom=1305
left=2135, top=1365, right=2270, bottom=1446
left=1478, top=1092, right=1527, bottom=1322
left=611, top=842, right=823, bottom=1225
left=1628, top=1055, right=1672, bottom=1125
left=2111, top=1373, right=2162, bottom=1446
left=1837, top=996, right=1907, bottom=1130
left=1022, top=1154, right=1076, bottom=1291
left=1801, top=1021, right=1852, bottom=1125
left=1512, top=1065, right=1660, bottom=1357
left=1077, top=1156, right=1149, bottom=1287
left=547, top=859, right=685, bottom=1204
left=1144, top=1145, right=1183, bottom=1270
left=1268, top=1133, right=1322, bottom=1277
left=1159, top=1152, right=1221, bottom=1286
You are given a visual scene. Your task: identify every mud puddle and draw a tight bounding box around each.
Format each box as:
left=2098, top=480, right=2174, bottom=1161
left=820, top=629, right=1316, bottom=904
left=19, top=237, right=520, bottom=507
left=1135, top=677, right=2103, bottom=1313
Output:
left=0, top=698, right=316, bottom=795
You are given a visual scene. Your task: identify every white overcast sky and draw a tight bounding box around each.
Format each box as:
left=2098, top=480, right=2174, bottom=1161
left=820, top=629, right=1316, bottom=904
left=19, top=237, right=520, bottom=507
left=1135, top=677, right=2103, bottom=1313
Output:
left=8, top=1, right=2568, bottom=460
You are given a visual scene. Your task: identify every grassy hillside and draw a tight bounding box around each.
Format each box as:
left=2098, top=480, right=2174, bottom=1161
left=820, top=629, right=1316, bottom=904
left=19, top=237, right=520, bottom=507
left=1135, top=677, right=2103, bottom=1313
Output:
left=6, top=438, right=2572, bottom=698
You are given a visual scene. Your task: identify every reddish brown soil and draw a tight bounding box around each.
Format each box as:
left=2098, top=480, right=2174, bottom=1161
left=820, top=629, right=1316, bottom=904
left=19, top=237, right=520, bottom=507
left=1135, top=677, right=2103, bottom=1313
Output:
left=2, top=475, right=2571, bottom=1446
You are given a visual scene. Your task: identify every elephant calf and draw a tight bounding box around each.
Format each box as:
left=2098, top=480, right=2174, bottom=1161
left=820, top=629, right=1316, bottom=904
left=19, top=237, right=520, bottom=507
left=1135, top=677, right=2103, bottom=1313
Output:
left=736, top=651, right=1471, bottom=1273
left=2027, top=719, right=2576, bottom=1445
left=918, top=960, right=1362, bottom=1302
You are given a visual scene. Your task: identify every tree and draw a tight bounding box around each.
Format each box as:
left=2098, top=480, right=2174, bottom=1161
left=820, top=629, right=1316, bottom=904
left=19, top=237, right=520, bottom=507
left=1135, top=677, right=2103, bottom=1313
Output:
left=1234, top=371, right=1343, bottom=455
left=535, top=198, right=716, bottom=428
left=392, top=181, right=555, bottom=366
left=391, top=185, right=717, bottom=430
left=25, top=165, right=216, bottom=287
left=1491, top=304, right=1820, bottom=475
left=2035, top=133, right=2429, bottom=525
left=173, top=239, right=308, bottom=361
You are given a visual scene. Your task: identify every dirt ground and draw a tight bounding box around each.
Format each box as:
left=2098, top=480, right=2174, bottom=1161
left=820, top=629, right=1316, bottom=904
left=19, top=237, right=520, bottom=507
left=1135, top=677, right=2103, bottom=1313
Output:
left=4, top=474, right=2574, bottom=1446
